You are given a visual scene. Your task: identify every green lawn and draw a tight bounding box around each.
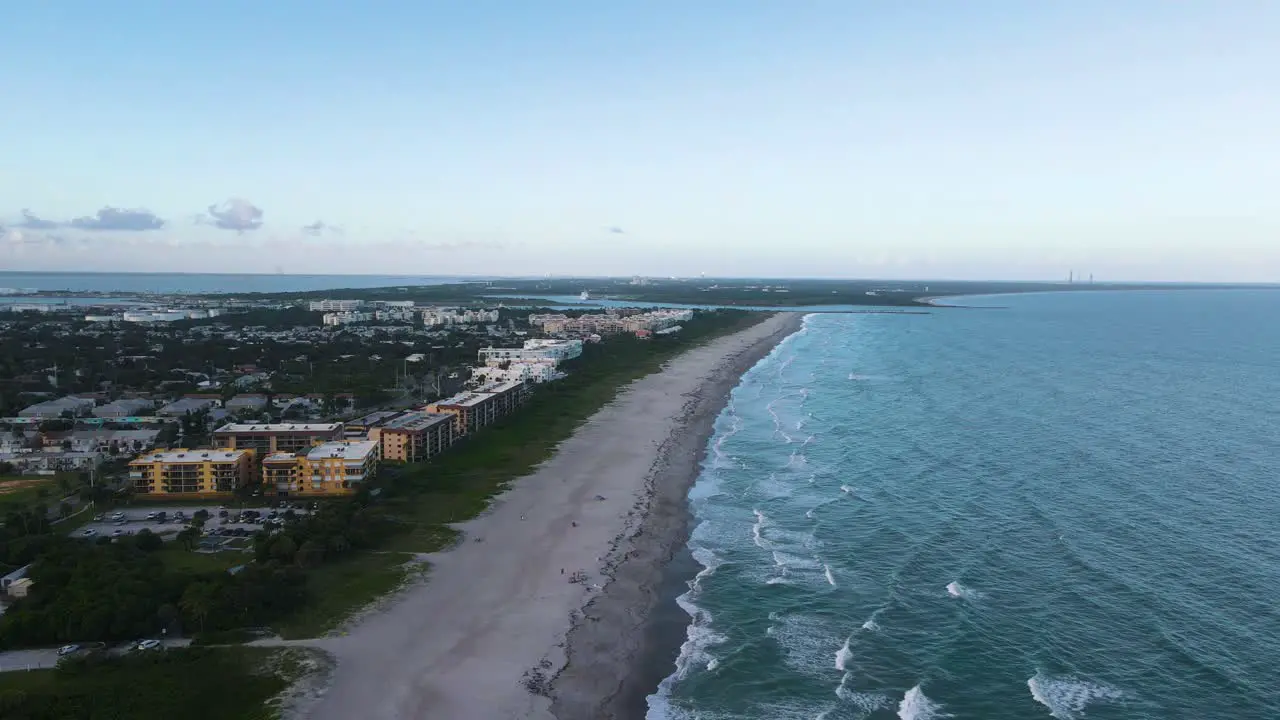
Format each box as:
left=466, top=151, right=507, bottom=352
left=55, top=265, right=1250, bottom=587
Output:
left=0, top=476, right=57, bottom=514
left=0, top=647, right=311, bottom=720
left=155, top=546, right=248, bottom=575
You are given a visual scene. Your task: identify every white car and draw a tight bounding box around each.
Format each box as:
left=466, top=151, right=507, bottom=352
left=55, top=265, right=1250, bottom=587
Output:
left=135, top=639, right=162, bottom=651
left=57, top=644, right=80, bottom=656
left=80, top=529, right=97, bottom=537
left=110, top=512, right=126, bottom=520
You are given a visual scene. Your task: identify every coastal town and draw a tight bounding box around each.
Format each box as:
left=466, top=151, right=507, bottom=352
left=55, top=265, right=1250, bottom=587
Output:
left=0, top=299, right=707, bottom=650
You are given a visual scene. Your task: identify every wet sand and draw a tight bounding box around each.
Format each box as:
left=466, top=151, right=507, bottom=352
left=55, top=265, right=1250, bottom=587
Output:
left=303, top=312, right=803, bottom=720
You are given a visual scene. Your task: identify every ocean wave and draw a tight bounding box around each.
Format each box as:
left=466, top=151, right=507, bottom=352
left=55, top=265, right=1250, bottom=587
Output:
left=835, top=637, right=853, bottom=670
left=835, top=672, right=893, bottom=716
left=898, top=684, right=949, bottom=720
left=1028, top=672, right=1125, bottom=719
left=945, top=581, right=982, bottom=601
left=840, top=485, right=856, bottom=495
left=752, top=509, right=768, bottom=548
left=823, top=564, right=837, bottom=587
left=861, top=608, right=884, bottom=632
left=669, top=593, right=727, bottom=681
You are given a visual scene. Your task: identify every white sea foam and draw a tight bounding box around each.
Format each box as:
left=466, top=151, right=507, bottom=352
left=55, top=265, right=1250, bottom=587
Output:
left=1028, top=672, right=1125, bottom=719
left=945, top=581, right=981, bottom=601
left=752, top=509, right=768, bottom=548
left=860, top=608, right=884, bottom=632
left=669, top=593, right=726, bottom=681
left=689, top=547, right=721, bottom=590
left=840, top=485, right=855, bottom=495
left=835, top=637, right=853, bottom=670
left=898, top=684, right=949, bottom=720
left=823, top=564, right=837, bottom=587
left=836, top=673, right=892, bottom=715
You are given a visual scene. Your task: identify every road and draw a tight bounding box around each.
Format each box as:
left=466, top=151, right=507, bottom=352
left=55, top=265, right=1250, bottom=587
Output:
left=0, top=639, right=191, bottom=672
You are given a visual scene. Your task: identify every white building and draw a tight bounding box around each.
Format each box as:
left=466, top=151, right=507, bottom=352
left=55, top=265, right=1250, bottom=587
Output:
left=471, top=362, right=564, bottom=385
left=478, top=338, right=583, bottom=366
left=421, top=308, right=500, bottom=327
left=323, top=311, right=373, bottom=326
left=310, top=299, right=365, bottom=312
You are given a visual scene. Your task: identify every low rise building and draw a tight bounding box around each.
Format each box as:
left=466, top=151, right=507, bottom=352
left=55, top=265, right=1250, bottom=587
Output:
left=158, top=397, right=220, bottom=417
left=93, top=398, right=154, bottom=418
left=18, top=396, right=96, bottom=418
left=225, top=394, right=270, bottom=412
left=368, top=411, right=455, bottom=462
left=129, top=448, right=255, bottom=497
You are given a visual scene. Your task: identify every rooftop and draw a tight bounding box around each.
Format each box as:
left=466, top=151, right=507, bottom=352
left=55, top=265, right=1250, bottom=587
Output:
left=306, top=440, right=379, bottom=461
left=133, top=449, right=248, bottom=464
left=436, top=392, right=495, bottom=408
left=262, top=451, right=298, bottom=464
left=214, top=422, right=343, bottom=433
left=381, top=411, right=453, bottom=431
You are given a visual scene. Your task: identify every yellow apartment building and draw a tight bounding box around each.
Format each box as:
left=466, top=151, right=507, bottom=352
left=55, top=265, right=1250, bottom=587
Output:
left=261, top=440, right=380, bottom=496
left=129, top=448, right=255, bottom=497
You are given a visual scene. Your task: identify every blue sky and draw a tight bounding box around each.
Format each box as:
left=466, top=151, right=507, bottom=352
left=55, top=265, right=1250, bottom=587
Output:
left=2, top=1, right=1277, bottom=281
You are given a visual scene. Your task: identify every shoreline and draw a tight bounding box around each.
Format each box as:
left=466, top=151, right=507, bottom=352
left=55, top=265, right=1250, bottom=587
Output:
left=295, top=311, right=804, bottom=720
left=549, top=312, right=805, bottom=719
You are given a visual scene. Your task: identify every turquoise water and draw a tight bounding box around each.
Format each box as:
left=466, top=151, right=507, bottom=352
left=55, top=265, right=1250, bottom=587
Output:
left=648, top=290, right=1280, bottom=720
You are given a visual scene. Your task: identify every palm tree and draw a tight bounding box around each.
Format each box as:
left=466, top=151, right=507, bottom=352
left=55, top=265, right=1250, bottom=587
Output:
left=180, top=582, right=218, bottom=632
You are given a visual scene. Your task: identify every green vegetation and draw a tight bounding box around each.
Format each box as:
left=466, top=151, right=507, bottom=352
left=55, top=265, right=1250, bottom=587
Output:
left=274, top=551, right=414, bottom=639
left=0, top=647, right=308, bottom=720
left=0, top=477, right=55, bottom=514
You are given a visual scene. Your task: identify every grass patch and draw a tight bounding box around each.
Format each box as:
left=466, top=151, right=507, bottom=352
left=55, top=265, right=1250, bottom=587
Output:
left=274, top=550, right=413, bottom=639
left=155, top=546, right=247, bottom=575
left=0, top=647, right=297, bottom=720
left=0, top=477, right=56, bottom=514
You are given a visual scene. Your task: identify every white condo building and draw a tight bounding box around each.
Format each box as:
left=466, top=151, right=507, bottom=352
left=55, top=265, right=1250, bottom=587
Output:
left=478, top=338, right=583, bottom=366
left=310, top=299, right=365, bottom=312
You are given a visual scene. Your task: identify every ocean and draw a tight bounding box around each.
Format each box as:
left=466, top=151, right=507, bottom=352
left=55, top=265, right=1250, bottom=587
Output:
left=648, top=290, right=1280, bottom=720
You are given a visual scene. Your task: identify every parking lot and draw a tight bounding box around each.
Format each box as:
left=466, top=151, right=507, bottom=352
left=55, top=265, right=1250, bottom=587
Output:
left=70, top=502, right=317, bottom=542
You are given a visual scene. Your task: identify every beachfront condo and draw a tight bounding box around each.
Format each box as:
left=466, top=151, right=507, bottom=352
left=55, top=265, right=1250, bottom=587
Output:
left=261, top=440, right=381, bottom=496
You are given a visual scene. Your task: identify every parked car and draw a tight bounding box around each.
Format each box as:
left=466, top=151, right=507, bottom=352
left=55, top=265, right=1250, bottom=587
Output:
left=145, top=512, right=159, bottom=520
left=110, top=512, right=125, bottom=520
left=80, top=529, right=97, bottom=537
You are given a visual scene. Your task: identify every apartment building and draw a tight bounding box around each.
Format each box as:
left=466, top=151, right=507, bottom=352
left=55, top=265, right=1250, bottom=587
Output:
left=426, top=381, right=528, bottom=436
left=477, top=338, right=583, bottom=366
left=368, top=411, right=455, bottom=462
left=212, top=422, right=345, bottom=457
left=129, top=448, right=254, bottom=497
left=309, top=299, right=364, bottom=312
left=261, top=440, right=380, bottom=496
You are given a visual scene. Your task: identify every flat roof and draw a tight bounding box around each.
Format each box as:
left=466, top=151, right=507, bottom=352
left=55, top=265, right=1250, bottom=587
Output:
left=262, top=451, right=298, bottom=463
left=214, top=422, right=343, bottom=433
left=436, top=392, right=495, bottom=408
left=134, top=449, right=248, bottom=464
left=381, top=411, right=453, bottom=431
left=347, top=411, right=402, bottom=427
left=306, top=441, right=379, bottom=461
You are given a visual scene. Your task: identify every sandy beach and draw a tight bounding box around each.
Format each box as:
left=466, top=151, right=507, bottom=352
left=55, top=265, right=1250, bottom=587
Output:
left=298, top=312, right=803, bottom=720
